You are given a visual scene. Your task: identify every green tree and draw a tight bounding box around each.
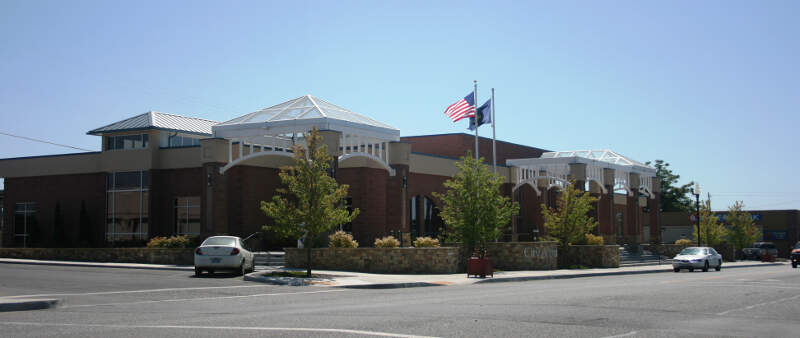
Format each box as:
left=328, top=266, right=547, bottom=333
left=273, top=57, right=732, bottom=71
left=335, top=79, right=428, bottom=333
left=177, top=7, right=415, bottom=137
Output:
left=541, top=181, right=598, bottom=246
left=645, top=160, right=694, bottom=212
left=434, top=153, right=519, bottom=259
left=261, top=128, right=359, bottom=277
left=725, top=201, right=761, bottom=253
left=692, top=200, right=727, bottom=246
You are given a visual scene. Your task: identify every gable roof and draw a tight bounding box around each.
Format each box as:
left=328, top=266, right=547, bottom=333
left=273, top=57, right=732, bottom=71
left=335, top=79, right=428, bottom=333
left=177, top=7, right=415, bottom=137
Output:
left=87, top=111, right=218, bottom=136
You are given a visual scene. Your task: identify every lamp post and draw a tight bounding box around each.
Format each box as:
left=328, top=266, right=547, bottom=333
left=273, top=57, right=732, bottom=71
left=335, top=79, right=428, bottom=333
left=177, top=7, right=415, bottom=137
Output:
left=692, top=183, right=701, bottom=246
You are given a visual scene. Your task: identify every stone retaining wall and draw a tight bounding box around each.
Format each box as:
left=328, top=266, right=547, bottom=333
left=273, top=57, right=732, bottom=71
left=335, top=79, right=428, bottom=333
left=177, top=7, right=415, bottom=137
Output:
left=0, top=248, right=194, bottom=265
left=285, top=247, right=461, bottom=274
left=485, top=241, right=558, bottom=270
left=558, top=245, right=620, bottom=268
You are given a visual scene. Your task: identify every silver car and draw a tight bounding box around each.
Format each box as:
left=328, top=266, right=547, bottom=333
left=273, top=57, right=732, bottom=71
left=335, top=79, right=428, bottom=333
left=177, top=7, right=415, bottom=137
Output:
left=672, top=247, right=723, bottom=272
left=194, top=236, right=255, bottom=276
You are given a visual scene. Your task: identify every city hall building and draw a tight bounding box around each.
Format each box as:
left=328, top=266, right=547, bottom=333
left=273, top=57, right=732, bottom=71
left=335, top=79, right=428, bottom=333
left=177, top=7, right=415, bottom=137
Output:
left=0, top=95, right=661, bottom=249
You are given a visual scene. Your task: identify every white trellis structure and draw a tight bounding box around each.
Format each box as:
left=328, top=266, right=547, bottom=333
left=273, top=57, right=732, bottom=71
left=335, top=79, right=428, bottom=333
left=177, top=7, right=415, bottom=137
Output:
left=507, top=149, right=657, bottom=198
left=213, top=95, right=400, bottom=175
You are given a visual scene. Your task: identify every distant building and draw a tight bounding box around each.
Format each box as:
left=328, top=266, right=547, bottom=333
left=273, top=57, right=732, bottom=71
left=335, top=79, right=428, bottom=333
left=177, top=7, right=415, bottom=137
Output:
left=0, top=95, right=661, bottom=249
left=662, top=210, right=800, bottom=257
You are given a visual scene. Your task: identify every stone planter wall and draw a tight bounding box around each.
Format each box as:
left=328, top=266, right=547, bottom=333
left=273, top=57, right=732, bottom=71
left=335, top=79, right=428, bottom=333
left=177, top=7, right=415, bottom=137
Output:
left=285, top=247, right=461, bottom=274
left=0, top=248, right=195, bottom=265
left=558, top=245, right=620, bottom=268
left=485, top=241, right=558, bottom=270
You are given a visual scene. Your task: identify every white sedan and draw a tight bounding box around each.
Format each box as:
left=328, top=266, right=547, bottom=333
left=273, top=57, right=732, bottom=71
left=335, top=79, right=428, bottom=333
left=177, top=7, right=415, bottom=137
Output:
left=672, top=246, right=723, bottom=272
left=194, top=236, right=255, bottom=276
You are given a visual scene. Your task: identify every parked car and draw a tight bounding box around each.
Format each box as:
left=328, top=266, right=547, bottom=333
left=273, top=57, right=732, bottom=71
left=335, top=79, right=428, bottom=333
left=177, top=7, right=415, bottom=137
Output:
left=791, top=242, right=800, bottom=268
left=194, top=236, right=255, bottom=276
left=742, top=242, right=777, bottom=260
left=672, top=247, right=723, bottom=272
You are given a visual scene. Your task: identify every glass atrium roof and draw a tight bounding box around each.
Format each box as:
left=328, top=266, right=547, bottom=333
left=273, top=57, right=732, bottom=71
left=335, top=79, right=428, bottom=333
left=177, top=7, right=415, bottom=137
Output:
left=213, top=95, right=399, bottom=141
left=540, top=150, right=649, bottom=167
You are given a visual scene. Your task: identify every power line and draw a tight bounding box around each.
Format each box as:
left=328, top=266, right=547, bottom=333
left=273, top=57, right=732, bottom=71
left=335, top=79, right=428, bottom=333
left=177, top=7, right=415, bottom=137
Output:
left=0, top=131, right=94, bottom=152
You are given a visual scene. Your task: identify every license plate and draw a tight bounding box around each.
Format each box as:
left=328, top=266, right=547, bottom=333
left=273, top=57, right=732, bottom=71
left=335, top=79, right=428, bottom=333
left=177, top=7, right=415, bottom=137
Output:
left=211, top=258, right=221, bottom=263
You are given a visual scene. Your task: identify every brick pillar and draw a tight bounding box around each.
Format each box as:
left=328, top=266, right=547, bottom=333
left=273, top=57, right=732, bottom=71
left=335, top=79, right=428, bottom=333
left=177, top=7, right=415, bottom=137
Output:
left=627, top=173, right=641, bottom=243
left=200, top=138, right=231, bottom=237
left=569, top=163, right=587, bottom=191
left=598, top=168, right=615, bottom=240
left=388, top=141, right=411, bottom=235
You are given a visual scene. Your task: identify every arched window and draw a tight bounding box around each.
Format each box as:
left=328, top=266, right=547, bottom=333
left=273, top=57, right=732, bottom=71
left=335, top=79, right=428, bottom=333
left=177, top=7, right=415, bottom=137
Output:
left=409, top=195, right=419, bottom=237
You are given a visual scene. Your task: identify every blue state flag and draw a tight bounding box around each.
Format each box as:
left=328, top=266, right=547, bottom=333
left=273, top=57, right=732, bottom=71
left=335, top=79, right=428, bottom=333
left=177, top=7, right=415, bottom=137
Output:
left=468, top=99, right=492, bottom=131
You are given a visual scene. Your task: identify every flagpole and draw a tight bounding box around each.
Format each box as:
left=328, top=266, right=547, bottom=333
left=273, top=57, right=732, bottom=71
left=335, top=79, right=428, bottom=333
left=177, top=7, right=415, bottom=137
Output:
left=473, top=80, right=478, bottom=161
left=491, top=88, right=496, bottom=173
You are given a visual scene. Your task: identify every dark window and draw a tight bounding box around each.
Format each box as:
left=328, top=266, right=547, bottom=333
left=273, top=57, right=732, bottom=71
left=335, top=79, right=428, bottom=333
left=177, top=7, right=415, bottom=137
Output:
left=174, top=197, right=201, bottom=236
left=616, top=212, right=624, bottom=236
left=106, top=171, right=149, bottom=242
left=423, top=196, right=443, bottom=237
left=106, top=134, right=149, bottom=151
left=13, top=202, right=37, bottom=247
left=409, top=195, right=418, bottom=236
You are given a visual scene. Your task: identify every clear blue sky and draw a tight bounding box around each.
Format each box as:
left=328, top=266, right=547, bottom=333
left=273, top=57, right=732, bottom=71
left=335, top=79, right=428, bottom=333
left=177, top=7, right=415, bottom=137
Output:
left=1, top=0, right=798, bottom=211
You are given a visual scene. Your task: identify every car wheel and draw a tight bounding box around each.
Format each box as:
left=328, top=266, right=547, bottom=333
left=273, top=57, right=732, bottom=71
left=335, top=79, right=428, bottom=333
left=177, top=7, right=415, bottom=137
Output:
left=194, top=267, right=202, bottom=277
left=239, top=262, right=246, bottom=276
left=689, top=268, right=694, bottom=272
left=673, top=267, right=680, bottom=272
left=702, top=261, right=709, bottom=272
left=715, top=260, right=722, bottom=271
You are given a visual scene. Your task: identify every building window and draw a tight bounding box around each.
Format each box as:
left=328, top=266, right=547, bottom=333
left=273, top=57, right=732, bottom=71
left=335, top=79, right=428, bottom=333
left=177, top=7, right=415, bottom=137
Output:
left=105, top=134, right=149, bottom=151
left=174, top=197, right=201, bottom=236
left=14, top=202, right=37, bottom=248
left=106, top=171, right=149, bottom=242
left=409, top=195, right=418, bottom=236
left=161, top=132, right=201, bottom=148
left=339, top=197, right=353, bottom=232
left=423, top=196, right=443, bottom=237
left=616, top=212, right=624, bottom=236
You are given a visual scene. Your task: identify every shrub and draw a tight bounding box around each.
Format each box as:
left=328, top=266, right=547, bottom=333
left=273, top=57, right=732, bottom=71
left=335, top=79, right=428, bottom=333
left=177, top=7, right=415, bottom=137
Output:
left=584, top=233, right=604, bottom=245
left=374, top=236, right=400, bottom=248
left=675, top=239, right=693, bottom=246
left=413, top=236, right=440, bottom=247
left=146, top=235, right=193, bottom=248
left=328, top=231, right=359, bottom=248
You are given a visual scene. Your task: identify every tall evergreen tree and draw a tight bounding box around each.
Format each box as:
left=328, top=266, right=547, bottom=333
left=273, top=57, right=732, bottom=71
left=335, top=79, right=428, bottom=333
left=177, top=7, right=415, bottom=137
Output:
left=645, top=160, right=694, bottom=212
left=261, top=128, right=359, bottom=277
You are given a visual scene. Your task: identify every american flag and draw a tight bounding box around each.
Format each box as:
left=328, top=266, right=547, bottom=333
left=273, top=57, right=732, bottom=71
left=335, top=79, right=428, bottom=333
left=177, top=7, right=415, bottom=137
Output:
left=443, top=91, right=475, bottom=122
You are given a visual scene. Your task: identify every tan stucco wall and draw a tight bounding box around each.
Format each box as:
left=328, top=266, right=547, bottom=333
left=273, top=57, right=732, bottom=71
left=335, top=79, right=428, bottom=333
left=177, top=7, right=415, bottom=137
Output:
left=0, top=153, right=102, bottom=177
left=409, top=153, right=512, bottom=183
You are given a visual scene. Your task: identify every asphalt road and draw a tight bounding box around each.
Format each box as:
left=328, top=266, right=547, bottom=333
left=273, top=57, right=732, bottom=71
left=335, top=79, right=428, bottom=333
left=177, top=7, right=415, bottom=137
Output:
left=1, top=263, right=799, bottom=337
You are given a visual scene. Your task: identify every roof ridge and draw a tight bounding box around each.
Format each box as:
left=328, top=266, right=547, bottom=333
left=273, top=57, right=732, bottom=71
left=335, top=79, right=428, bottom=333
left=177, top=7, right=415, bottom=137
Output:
left=86, top=112, right=150, bottom=135
left=149, top=110, right=220, bottom=123
left=311, top=96, right=395, bottom=129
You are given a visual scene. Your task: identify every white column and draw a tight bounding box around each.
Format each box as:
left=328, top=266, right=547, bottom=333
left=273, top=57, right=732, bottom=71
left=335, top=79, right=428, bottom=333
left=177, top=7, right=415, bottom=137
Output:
left=238, top=138, right=243, bottom=159
left=228, top=139, right=233, bottom=163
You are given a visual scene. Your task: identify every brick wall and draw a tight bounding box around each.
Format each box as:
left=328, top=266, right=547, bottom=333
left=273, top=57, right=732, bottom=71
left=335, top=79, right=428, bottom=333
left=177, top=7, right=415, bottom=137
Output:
left=401, top=133, right=548, bottom=163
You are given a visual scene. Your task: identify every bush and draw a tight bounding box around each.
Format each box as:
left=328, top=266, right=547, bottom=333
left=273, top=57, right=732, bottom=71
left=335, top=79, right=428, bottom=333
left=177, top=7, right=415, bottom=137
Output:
left=675, top=239, right=693, bottom=246
left=146, top=235, right=193, bottom=248
left=584, top=233, right=604, bottom=245
left=413, top=236, right=440, bottom=247
left=328, top=231, right=359, bottom=248
left=374, top=236, right=400, bottom=248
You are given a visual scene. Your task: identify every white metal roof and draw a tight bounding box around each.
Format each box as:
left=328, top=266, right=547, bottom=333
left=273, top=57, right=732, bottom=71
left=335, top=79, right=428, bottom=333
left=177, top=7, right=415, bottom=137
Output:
left=507, top=149, right=656, bottom=176
left=87, top=111, right=218, bottom=136
left=213, top=95, right=400, bottom=141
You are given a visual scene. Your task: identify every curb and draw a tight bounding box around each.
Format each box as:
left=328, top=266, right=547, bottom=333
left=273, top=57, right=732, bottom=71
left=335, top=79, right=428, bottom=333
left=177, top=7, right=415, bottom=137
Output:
left=0, top=259, right=193, bottom=272
left=475, top=262, right=786, bottom=284
left=0, top=298, right=60, bottom=312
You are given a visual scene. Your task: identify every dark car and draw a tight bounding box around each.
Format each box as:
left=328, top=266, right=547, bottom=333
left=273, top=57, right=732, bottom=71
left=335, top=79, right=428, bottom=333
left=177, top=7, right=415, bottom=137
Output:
left=791, top=242, right=800, bottom=268
left=742, top=242, right=778, bottom=260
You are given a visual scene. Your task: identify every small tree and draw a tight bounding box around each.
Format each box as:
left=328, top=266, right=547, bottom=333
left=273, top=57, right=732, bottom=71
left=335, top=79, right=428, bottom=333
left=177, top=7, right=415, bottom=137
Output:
left=726, top=201, right=761, bottom=254
left=434, top=153, right=519, bottom=259
left=261, top=128, right=359, bottom=277
left=541, top=181, right=598, bottom=246
left=693, top=200, right=727, bottom=246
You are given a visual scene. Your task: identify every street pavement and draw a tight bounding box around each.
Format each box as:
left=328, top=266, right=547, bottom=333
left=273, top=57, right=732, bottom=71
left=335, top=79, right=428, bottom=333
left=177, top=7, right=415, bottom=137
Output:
left=1, top=261, right=799, bottom=337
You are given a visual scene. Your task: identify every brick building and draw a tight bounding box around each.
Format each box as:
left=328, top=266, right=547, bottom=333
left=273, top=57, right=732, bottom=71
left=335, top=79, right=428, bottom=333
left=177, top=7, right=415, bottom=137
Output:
left=0, top=95, right=661, bottom=249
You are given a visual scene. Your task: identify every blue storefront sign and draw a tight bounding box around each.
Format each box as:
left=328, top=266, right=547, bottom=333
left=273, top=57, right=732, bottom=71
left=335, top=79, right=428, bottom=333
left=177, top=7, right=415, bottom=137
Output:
left=764, top=231, right=788, bottom=241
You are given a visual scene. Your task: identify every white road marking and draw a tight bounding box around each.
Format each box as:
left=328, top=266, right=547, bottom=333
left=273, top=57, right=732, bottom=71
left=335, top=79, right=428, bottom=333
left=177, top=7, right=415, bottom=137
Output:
left=602, top=331, right=638, bottom=338
left=717, top=294, right=800, bottom=315
left=0, top=322, right=439, bottom=338
left=61, top=289, right=346, bottom=308
left=1, top=284, right=280, bottom=299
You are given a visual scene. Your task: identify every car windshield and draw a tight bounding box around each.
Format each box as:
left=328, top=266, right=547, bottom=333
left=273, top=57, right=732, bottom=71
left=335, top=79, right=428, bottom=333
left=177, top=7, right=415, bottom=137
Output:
left=202, top=237, right=237, bottom=246
left=679, top=248, right=707, bottom=255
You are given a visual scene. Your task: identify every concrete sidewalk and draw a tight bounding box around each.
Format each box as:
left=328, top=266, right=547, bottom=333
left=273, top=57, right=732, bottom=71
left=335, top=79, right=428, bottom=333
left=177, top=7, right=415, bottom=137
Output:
left=244, top=261, right=788, bottom=288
